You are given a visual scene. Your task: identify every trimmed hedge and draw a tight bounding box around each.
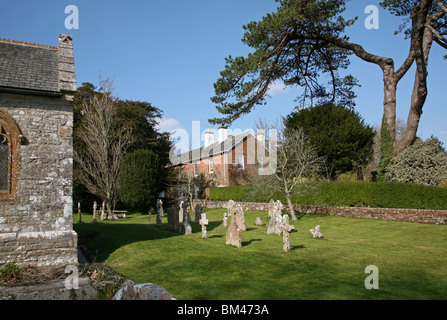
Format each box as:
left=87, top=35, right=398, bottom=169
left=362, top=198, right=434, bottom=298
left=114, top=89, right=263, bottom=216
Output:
left=209, top=182, right=447, bottom=210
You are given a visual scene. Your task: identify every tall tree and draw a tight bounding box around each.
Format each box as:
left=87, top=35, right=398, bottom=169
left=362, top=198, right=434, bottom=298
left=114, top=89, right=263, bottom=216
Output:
left=285, top=103, right=375, bottom=178
left=210, top=0, right=446, bottom=157
left=74, top=78, right=134, bottom=219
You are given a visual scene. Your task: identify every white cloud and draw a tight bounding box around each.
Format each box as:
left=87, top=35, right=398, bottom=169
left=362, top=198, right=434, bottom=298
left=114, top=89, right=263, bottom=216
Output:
left=156, top=117, right=182, bottom=133
left=267, top=80, right=289, bottom=97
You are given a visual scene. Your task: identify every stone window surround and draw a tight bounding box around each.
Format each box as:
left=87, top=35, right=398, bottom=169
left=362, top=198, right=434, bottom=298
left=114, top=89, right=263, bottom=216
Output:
left=0, top=108, right=22, bottom=202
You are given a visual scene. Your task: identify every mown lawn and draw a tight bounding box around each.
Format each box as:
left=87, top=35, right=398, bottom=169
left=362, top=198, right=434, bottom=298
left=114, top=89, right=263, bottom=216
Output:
left=73, top=209, right=447, bottom=300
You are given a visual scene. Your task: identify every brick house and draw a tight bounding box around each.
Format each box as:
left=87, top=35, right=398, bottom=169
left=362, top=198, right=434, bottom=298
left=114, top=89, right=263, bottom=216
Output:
left=0, top=34, right=78, bottom=266
left=171, top=126, right=269, bottom=198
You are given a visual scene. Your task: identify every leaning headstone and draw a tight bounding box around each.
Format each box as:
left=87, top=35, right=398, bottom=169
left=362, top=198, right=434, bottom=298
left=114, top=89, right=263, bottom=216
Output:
left=195, top=201, right=203, bottom=222
left=255, top=217, right=263, bottom=226
left=267, top=200, right=283, bottom=235
left=281, top=214, right=295, bottom=252
left=156, top=208, right=162, bottom=227
left=235, top=204, right=246, bottom=231
left=226, top=204, right=242, bottom=248
left=310, top=225, right=324, bottom=238
left=199, top=213, right=209, bottom=239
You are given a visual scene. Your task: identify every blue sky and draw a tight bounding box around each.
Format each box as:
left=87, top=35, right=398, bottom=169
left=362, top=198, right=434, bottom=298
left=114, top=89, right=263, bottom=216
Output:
left=1, top=0, right=446, bottom=147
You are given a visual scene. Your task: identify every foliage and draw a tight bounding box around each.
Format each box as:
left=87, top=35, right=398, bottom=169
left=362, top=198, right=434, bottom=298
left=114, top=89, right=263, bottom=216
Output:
left=285, top=103, right=375, bottom=178
left=336, top=171, right=358, bottom=182
left=119, top=149, right=165, bottom=214
left=439, top=180, right=447, bottom=188
left=210, top=181, right=447, bottom=210
left=385, top=137, right=447, bottom=186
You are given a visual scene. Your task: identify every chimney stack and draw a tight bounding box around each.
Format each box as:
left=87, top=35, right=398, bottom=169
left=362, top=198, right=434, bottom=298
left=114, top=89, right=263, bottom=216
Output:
left=204, top=128, right=214, bottom=148
left=218, top=126, right=228, bottom=143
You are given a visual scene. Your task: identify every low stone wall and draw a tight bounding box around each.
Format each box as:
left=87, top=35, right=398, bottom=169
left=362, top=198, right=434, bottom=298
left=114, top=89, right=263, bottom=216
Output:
left=194, top=200, right=447, bottom=225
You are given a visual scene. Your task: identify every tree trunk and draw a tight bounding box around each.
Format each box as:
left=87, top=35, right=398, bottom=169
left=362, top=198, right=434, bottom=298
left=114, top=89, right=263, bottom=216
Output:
left=396, top=28, right=433, bottom=154
left=285, top=191, right=297, bottom=221
left=382, top=65, right=398, bottom=147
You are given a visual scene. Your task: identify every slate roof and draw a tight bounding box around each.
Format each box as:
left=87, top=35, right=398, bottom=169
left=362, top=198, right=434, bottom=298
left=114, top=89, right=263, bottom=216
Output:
left=0, top=40, right=59, bottom=93
left=0, top=35, right=77, bottom=95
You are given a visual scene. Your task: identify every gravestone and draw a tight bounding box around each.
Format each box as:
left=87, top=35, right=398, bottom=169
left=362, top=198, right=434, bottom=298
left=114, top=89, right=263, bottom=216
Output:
left=167, top=203, right=191, bottom=235
left=179, top=201, right=184, bottom=223
left=281, top=214, right=295, bottom=252
left=100, top=201, right=106, bottom=221
left=199, top=213, right=209, bottom=239
left=226, top=201, right=242, bottom=248
left=181, top=202, right=192, bottom=235
left=255, top=217, right=263, bottom=226
left=268, top=199, right=275, bottom=218
left=235, top=204, right=246, bottom=231
left=157, top=199, right=163, bottom=217
left=92, top=201, right=97, bottom=224
left=167, top=207, right=179, bottom=232
left=77, top=202, right=81, bottom=223
left=223, top=212, right=228, bottom=227
left=310, top=225, right=324, bottom=238
left=267, top=200, right=283, bottom=235
left=195, top=201, right=203, bottom=222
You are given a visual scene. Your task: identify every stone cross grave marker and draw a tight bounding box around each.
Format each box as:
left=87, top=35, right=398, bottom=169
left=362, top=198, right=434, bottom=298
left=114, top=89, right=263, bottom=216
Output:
left=310, top=225, right=324, bottom=238
left=199, top=213, right=209, bottom=239
left=281, top=214, right=295, bottom=252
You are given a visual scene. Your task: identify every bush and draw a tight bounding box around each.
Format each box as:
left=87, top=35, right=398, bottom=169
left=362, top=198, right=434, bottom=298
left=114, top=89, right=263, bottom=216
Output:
left=386, top=137, right=447, bottom=186
left=439, top=180, right=447, bottom=189
left=209, top=181, right=447, bottom=209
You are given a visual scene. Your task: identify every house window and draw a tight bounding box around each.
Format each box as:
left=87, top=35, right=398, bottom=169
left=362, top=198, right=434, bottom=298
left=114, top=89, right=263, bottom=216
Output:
left=194, top=163, right=198, bottom=176
left=209, top=157, right=214, bottom=173
left=237, top=154, right=244, bottom=169
left=0, top=109, right=22, bottom=201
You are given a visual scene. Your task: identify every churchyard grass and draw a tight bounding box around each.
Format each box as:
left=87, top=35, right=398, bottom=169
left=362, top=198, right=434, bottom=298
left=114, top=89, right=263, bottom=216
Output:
left=73, top=209, right=447, bottom=300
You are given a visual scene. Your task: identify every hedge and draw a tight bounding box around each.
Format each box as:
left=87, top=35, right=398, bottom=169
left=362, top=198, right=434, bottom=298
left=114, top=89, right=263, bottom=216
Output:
left=209, top=181, right=447, bottom=210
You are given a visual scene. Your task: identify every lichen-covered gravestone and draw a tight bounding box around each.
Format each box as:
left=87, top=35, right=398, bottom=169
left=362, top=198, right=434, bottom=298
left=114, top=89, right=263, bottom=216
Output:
left=268, top=199, right=276, bottom=218
left=235, top=204, right=246, bottom=231
left=267, top=200, right=283, bottom=235
left=255, top=217, right=263, bottom=226
left=92, top=201, right=97, bottom=224
left=226, top=200, right=241, bottom=248
left=199, top=213, right=209, bottom=239
left=223, top=212, right=228, bottom=227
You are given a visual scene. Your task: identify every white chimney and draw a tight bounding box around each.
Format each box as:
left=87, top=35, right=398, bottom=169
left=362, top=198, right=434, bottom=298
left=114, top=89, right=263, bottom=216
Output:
left=204, top=128, right=214, bottom=148
left=218, top=126, right=228, bottom=143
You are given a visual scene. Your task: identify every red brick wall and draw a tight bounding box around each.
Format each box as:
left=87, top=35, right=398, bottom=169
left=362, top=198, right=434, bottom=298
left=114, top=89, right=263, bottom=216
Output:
left=193, top=200, right=447, bottom=225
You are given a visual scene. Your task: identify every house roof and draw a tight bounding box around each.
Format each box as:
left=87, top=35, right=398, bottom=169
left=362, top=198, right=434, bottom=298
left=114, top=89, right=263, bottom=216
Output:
left=171, top=131, right=257, bottom=166
left=0, top=34, right=76, bottom=96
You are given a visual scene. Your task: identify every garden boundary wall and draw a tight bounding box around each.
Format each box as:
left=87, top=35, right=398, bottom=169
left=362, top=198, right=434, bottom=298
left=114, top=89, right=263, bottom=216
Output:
left=193, top=200, right=447, bottom=225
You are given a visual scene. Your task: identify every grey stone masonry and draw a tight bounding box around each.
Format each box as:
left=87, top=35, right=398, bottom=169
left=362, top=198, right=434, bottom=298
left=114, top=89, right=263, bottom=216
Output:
left=0, top=34, right=78, bottom=267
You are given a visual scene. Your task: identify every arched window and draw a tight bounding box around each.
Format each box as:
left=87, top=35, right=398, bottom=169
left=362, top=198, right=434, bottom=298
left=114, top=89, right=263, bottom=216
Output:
left=0, top=109, right=22, bottom=201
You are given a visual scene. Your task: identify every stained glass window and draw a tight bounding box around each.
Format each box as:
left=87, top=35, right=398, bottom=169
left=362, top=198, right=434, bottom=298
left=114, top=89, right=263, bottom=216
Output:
left=0, top=124, right=8, bottom=191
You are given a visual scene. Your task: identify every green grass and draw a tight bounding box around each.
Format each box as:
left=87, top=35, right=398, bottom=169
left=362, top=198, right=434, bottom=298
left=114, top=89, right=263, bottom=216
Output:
left=73, top=209, right=447, bottom=300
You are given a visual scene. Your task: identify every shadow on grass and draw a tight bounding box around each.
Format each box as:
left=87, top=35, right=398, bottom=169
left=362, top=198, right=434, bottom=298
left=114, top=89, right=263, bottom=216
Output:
left=242, top=238, right=263, bottom=246
left=74, top=215, right=222, bottom=263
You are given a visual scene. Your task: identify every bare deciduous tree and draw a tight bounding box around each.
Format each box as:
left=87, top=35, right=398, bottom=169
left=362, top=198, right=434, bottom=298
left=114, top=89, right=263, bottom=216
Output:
left=74, top=78, right=134, bottom=219
left=250, top=120, right=324, bottom=221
